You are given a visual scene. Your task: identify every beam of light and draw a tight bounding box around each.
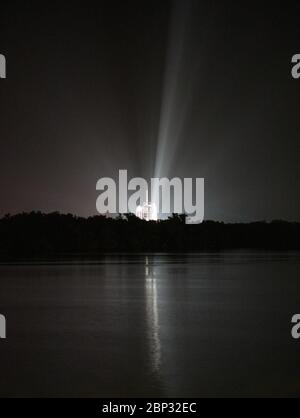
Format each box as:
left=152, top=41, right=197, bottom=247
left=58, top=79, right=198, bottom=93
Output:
left=153, top=0, right=194, bottom=209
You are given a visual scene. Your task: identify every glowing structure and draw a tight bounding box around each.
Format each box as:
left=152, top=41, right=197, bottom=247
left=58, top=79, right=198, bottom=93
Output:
left=136, top=190, right=158, bottom=221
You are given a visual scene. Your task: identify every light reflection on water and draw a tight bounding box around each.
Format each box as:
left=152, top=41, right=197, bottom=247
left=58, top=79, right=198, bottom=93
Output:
left=145, top=256, right=161, bottom=374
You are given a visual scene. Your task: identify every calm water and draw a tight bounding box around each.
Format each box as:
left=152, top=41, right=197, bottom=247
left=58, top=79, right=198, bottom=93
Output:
left=0, top=253, right=300, bottom=397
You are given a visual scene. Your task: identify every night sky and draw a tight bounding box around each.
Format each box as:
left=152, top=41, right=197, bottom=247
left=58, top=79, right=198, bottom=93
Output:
left=0, top=1, right=299, bottom=222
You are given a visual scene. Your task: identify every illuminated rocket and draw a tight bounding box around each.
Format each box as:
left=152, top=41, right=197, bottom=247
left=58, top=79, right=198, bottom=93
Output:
left=135, top=190, right=158, bottom=221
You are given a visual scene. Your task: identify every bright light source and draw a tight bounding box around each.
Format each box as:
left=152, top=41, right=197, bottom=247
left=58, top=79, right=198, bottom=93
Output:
left=136, top=190, right=158, bottom=221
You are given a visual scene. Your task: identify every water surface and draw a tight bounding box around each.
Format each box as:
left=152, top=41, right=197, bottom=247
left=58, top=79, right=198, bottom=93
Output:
left=0, top=252, right=299, bottom=397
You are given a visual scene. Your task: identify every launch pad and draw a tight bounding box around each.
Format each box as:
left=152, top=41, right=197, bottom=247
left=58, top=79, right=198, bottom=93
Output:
left=136, top=191, right=158, bottom=221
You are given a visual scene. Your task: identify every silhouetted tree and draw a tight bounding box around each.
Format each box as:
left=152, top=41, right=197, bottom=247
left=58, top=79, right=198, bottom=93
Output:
left=0, top=212, right=299, bottom=260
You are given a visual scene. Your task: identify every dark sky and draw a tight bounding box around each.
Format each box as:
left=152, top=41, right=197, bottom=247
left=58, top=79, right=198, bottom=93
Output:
left=0, top=0, right=299, bottom=222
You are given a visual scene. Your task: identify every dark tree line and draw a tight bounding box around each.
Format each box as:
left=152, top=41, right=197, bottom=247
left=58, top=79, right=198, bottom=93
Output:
left=0, top=212, right=299, bottom=259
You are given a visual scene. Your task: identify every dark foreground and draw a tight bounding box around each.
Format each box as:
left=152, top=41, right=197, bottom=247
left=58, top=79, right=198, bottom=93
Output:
left=0, top=212, right=300, bottom=259
left=0, top=253, right=300, bottom=397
